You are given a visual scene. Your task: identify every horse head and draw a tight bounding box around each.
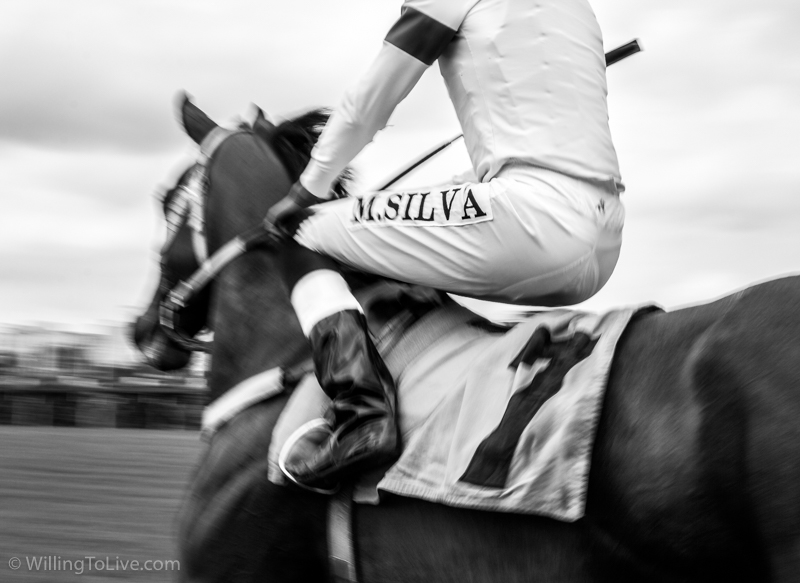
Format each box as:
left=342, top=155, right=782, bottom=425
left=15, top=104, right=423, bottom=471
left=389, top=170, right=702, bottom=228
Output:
left=132, top=95, right=334, bottom=399
left=131, top=160, right=210, bottom=372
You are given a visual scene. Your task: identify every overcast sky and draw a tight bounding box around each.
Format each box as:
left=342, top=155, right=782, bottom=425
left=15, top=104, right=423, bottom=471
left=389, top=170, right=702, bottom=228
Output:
left=1, top=0, right=798, bottom=331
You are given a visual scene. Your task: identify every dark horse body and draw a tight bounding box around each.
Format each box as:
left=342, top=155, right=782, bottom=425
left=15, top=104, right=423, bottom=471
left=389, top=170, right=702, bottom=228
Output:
left=133, top=99, right=800, bottom=582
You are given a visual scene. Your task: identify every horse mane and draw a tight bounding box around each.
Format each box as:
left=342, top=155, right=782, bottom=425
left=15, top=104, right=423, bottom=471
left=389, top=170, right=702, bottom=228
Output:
left=251, top=108, right=351, bottom=199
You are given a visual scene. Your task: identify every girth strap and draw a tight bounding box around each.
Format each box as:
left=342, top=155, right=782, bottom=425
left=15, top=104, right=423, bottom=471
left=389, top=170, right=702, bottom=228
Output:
left=328, top=484, right=358, bottom=583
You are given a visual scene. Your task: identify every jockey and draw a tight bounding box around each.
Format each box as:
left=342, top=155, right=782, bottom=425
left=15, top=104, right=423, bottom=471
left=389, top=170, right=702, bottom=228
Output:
left=266, top=0, right=626, bottom=491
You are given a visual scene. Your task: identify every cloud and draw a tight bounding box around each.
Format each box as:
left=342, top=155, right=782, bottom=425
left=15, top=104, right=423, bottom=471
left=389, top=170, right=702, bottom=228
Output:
left=0, top=241, right=157, bottom=328
left=2, top=0, right=799, bottom=330
left=0, top=1, right=407, bottom=153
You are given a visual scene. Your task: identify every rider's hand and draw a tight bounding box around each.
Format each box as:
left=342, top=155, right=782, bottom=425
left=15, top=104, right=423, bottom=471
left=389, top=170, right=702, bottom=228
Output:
left=264, top=181, right=324, bottom=242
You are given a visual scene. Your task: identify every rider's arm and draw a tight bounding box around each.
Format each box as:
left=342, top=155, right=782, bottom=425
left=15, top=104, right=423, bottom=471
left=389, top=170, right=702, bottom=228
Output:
left=296, top=1, right=474, bottom=202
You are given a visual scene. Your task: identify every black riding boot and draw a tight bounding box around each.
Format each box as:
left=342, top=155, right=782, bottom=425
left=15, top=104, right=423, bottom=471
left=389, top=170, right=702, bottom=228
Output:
left=281, top=309, right=401, bottom=491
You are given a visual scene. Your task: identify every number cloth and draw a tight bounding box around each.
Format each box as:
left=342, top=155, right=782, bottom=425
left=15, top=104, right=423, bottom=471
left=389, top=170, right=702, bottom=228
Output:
left=269, top=302, right=655, bottom=520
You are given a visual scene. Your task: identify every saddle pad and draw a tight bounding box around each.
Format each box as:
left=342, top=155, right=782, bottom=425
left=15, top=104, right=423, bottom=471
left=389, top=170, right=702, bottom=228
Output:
left=269, top=304, right=651, bottom=521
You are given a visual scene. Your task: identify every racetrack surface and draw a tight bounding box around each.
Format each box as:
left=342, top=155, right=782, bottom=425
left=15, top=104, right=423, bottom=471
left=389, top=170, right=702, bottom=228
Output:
left=0, top=427, right=202, bottom=582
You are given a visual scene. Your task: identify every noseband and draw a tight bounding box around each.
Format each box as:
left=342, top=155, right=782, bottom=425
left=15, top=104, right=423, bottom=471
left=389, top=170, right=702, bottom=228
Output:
left=158, top=127, right=273, bottom=353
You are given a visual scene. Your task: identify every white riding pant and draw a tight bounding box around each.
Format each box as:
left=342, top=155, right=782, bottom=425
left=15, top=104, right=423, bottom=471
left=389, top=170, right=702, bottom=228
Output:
left=294, top=166, right=625, bottom=307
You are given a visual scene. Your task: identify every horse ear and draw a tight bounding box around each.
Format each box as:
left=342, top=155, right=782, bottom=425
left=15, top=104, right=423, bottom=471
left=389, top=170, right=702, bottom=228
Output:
left=252, top=106, right=277, bottom=143
left=177, top=92, right=219, bottom=145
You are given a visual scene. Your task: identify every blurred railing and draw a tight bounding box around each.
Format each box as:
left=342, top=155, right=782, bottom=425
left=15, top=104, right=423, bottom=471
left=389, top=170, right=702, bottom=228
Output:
left=0, top=374, right=207, bottom=430
left=0, top=324, right=208, bottom=430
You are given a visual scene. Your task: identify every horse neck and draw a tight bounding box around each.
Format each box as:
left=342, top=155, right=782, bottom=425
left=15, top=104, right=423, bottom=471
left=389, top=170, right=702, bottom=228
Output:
left=206, top=255, right=309, bottom=401
left=200, top=131, right=446, bottom=401
left=204, top=133, right=310, bottom=401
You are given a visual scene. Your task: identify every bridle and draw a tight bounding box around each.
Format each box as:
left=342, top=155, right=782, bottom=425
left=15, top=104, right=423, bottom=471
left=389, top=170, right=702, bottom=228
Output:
left=158, top=127, right=273, bottom=353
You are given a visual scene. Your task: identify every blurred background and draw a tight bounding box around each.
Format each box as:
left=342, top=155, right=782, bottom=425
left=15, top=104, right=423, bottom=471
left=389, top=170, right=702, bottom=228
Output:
left=1, top=1, right=798, bottom=580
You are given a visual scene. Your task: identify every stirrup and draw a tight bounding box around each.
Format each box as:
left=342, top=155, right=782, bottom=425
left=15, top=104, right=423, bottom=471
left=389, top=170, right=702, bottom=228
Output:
left=278, top=418, right=340, bottom=496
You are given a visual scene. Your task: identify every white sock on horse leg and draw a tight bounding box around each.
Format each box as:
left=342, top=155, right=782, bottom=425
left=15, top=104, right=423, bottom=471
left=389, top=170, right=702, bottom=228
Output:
left=290, top=269, right=363, bottom=336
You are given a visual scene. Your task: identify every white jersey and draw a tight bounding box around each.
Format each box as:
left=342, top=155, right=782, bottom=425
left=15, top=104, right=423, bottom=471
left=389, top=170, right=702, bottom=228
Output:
left=300, top=0, right=622, bottom=200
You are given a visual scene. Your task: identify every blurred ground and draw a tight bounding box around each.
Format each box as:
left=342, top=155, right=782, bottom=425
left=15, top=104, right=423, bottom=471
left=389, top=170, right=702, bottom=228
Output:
left=0, top=427, right=202, bottom=582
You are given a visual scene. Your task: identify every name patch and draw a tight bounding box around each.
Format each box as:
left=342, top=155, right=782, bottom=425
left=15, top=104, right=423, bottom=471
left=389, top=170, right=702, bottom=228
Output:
left=349, top=185, right=493, bottom=230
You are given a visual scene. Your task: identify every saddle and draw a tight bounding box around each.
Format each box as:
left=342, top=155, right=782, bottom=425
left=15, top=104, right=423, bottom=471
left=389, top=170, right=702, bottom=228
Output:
left=263, top=284, right=654, bottom=521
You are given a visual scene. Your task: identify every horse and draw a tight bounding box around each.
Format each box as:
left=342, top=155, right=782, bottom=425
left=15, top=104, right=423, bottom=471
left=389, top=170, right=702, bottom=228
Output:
left=132, top=96, right=800, bottom=582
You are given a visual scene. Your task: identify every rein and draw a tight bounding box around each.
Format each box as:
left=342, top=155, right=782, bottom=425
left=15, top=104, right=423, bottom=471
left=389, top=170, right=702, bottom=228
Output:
left=158, top=127, right=274, bottom=352
left=159, top=224, right=274, bottom=352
